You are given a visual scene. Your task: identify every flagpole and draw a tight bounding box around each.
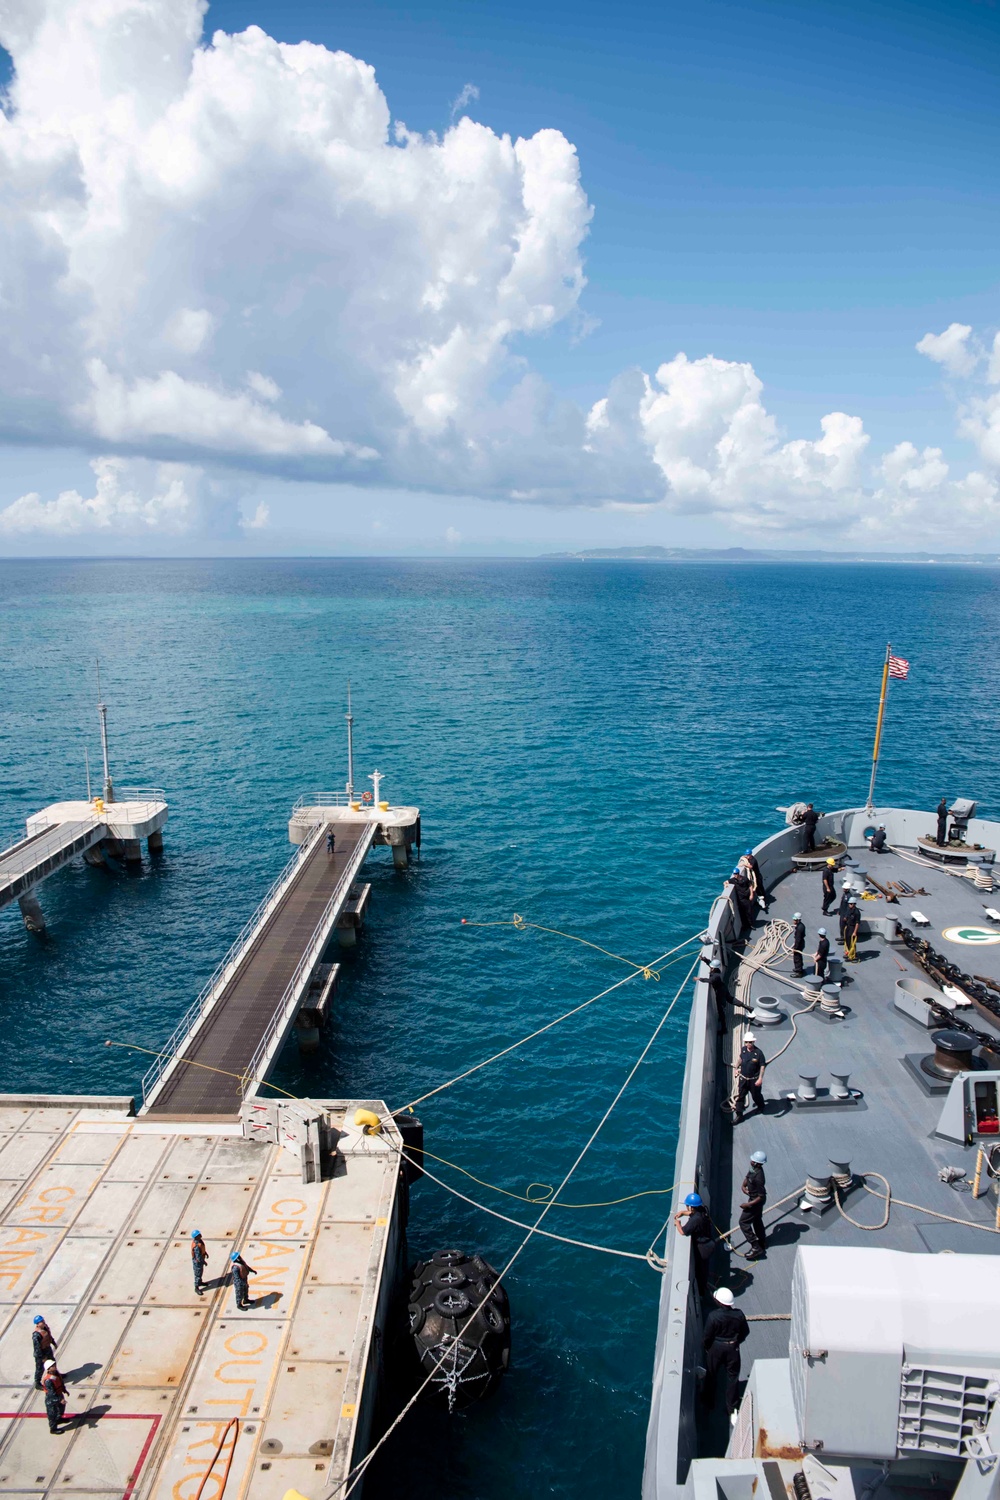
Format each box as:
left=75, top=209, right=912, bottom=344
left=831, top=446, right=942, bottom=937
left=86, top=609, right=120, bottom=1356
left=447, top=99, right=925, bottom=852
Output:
left=866, top=642, right=891, bottom=813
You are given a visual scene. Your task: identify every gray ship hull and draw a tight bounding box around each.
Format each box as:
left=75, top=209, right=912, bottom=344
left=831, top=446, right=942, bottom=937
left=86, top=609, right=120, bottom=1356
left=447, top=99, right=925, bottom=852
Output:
left=642, top=805, right=1000, bottom=1500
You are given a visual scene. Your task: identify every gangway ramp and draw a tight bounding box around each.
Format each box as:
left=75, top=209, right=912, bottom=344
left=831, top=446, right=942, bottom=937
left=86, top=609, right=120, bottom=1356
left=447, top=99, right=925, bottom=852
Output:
left=0, top=818, right=105, bottom=910
left=142, top=820, right=376, bottom=1117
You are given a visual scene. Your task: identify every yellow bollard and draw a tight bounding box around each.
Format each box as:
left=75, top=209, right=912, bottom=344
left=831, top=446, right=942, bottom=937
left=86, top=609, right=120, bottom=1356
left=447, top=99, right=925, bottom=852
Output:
left=354, top=1108, right=382, bottom=1134
left=974, top=1147, right=985, bottom=1199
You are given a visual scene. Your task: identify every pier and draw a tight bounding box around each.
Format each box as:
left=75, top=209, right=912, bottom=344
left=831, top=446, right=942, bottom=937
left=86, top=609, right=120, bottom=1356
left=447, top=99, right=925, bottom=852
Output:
left=0, top=794, right=168, bottom=934
left=0, top=685, right=167, bottom=935
left=0, top=691, right=423, bottom=1499
left=142, top=783, right=419, bottom=1116
left=142, top=820, right=376, bottom=1115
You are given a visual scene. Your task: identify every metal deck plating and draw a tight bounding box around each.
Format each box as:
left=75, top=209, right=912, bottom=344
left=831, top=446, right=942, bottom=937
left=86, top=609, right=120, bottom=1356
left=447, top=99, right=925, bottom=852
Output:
left=0, top=1097, right=403, bottom=1500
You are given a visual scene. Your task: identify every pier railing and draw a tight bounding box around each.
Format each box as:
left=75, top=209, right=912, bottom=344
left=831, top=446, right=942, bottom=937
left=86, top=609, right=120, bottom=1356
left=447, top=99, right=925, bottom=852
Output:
left=292, top=792, right=355, bottom=810
left=0, top=818, right=105, bottom=897
left=141, top=819, right=326, bottom=1105
left=240, top=824, right=376, bottom=1097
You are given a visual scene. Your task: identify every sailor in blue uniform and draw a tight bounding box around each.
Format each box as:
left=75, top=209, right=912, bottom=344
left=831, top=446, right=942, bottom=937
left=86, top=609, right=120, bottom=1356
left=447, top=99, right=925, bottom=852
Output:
left=41, top=1361, right=66, bottom=1434
left=675, top=1193, right=715, bottom=1297
left=937, top=798, right=948, bottom=846
left=732, top=1033, right=766, bottom=1123
left=790, top=913, right=805, bottom=977
left=708, top=965, right=732, bottom=1035
left=231, top=1252, right=256, bottom=1310
left=821, top=859, right=837, bottom=914
left=869, top=825, right=887, bottom=853
left=739, top=1151, right=767, bottom=1261
left=814, top=928, right=830, bottom=979
left=702, top=1287, right=749, bottom=1424
left=32, top=1316, right=57, bottom=1390
left=191, top=1231, right=208, bottom=1295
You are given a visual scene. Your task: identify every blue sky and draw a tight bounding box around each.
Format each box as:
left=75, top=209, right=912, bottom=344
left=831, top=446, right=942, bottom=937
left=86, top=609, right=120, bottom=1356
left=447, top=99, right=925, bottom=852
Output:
left=0, top=0, right=998, bottom=553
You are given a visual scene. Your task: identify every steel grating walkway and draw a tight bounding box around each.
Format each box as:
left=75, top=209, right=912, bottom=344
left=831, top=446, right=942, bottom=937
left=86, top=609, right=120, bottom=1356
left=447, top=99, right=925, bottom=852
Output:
left=0, top=820, right=106, bottom=910
left=146, top=823, right=375, bottom=1117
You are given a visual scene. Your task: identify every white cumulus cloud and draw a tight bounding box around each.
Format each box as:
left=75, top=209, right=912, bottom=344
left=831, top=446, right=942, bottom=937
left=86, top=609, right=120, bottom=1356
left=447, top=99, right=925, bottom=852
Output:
left=0, top=456, right=242, bottom=536
left=916, top=323, right=978, bottom=378
left=0, top=0, right=998, bottom=545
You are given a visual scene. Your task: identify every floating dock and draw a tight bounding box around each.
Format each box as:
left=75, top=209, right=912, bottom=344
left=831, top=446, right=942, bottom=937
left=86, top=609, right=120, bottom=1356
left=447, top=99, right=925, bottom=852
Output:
left=0, top=1093, right=405, bottom=1500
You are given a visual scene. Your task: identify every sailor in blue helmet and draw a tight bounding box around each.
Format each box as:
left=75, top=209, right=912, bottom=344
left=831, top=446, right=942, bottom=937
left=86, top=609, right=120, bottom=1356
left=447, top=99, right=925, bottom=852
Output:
left=674, top=1192, right=715, bottom=1298
left=190, top=1230, right=208, bottom=1296
left=32, top=1314, right=57, bottom=1390
left=739, top=1150, right=767, bottom=1261
left=230, top=1251, right=256, bottom=1311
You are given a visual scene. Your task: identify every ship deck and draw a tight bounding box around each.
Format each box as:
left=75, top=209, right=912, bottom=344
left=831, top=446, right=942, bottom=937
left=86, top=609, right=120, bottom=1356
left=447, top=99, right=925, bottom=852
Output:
left=708, top=843, right=1000, bottom=1447
left=0, top=1097, right=401, bottom=1500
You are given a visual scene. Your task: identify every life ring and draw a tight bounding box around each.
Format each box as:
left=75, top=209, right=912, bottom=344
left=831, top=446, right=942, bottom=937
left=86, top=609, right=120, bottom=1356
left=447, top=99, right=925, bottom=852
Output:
left=362, top=791, right=373, bottom=803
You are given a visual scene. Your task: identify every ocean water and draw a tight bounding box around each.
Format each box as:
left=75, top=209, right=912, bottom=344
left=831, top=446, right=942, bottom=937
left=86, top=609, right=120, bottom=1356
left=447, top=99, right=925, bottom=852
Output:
left=2, top=557, right=1000, bottom=1497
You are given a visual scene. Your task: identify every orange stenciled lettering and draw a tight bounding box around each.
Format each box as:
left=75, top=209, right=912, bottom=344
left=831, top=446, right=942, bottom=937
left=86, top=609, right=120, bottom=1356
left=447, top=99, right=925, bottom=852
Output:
left=171, top=1422, right=239, bottom=1500
left=203, top=1387, right=254, bottom=1417
left=266, top=1197, right=306, bottom=1235
left=223, top=1330, right=268, bottom=1357
left=19, top=1186, right=75, bottom=1224
left=214, top=1357, right=263, bottom=1386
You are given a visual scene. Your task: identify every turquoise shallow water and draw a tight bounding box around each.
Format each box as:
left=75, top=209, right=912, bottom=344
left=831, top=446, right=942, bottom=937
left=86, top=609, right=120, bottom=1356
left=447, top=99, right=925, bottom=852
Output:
left=2, top=557, right=1000, bottom=1496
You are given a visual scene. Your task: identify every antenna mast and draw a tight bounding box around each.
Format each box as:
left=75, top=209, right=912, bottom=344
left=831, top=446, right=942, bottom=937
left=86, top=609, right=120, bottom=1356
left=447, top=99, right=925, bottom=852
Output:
left=96, top=659, right=114, bottom=804
left=345, top=681, right=355, bottom=800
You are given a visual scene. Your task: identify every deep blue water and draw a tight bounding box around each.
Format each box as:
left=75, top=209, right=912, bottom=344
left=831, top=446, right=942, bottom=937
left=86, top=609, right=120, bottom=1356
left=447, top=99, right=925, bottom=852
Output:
left=2, top=557, right=999, bottom=1497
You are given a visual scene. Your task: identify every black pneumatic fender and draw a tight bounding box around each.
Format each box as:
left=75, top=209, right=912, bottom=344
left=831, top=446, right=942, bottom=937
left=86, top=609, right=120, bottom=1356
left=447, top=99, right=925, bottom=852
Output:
left=408, top=1249, right=511, bottom=1409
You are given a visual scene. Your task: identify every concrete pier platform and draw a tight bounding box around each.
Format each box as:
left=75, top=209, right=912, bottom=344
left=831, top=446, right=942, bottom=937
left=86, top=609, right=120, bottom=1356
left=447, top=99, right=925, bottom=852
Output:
left=0, top=794, right=168, bottom=930
left=0, top=1095, right=404, bottom=1500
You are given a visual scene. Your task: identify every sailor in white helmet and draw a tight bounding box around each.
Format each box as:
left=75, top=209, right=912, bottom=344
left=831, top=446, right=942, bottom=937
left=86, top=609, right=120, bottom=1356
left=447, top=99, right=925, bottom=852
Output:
left=790, top=912, right=806, bottom=977
left=702, top=1286, right=750, bottom=1425
left=732, top=1032, right=766, bottom=1124
left=739, top=1149, right=768, bottom=1261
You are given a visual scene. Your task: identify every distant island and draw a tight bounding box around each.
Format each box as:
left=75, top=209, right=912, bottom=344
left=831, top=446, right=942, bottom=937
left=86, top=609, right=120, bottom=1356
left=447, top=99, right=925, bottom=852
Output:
left=541, top=545, right=1000, bottom=564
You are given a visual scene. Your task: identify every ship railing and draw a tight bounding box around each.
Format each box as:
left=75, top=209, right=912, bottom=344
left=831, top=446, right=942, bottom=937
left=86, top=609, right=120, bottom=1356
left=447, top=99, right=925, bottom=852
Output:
left=141, top=819, right=326, bottom=1105
left=240, top=824, right=376, bottom=1097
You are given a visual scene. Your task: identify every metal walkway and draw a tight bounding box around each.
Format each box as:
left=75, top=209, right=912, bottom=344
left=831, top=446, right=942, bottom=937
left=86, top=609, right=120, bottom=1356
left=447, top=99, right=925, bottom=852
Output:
left=0, top=819, right=105, bottom=911
left=142, top=821, right=376, bottom=1117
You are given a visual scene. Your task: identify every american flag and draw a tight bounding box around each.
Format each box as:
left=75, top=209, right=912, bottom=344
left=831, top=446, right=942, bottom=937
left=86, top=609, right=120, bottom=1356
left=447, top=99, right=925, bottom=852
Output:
left=888, top=654, right=910, bottom=680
